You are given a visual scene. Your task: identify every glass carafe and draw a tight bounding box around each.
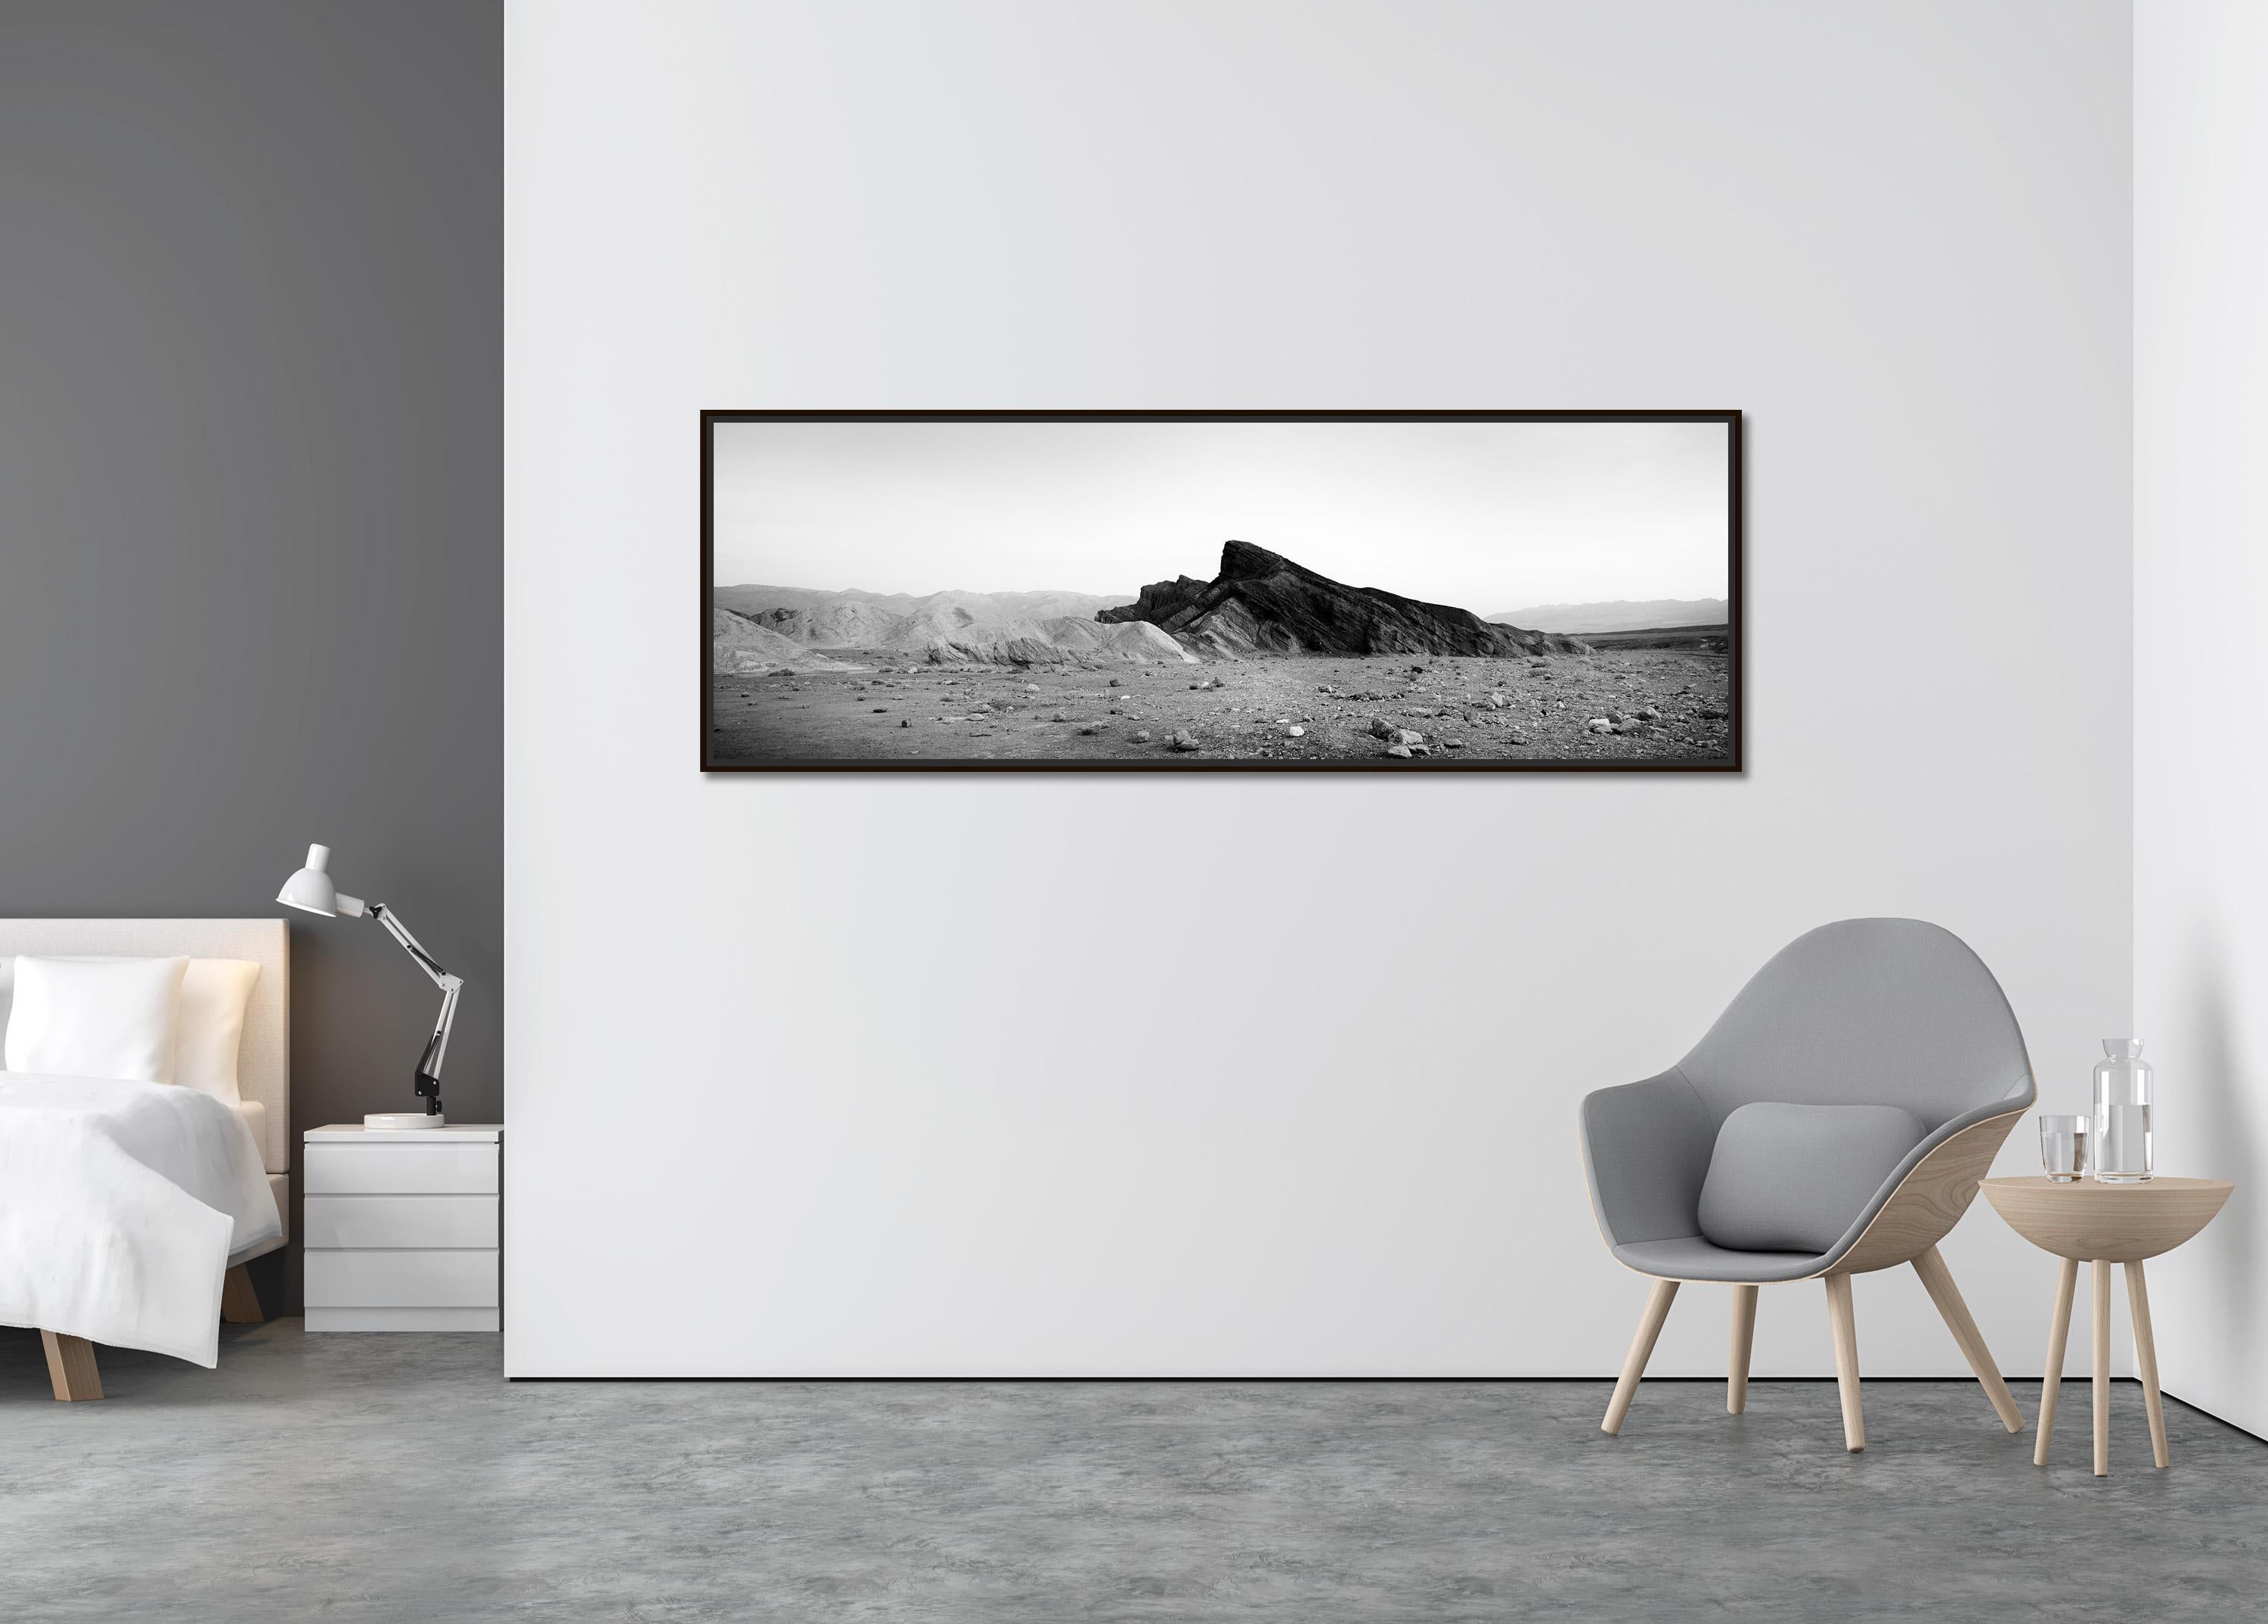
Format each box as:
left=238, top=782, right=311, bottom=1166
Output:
left=2092, top=1039, right=2153, bottom=1182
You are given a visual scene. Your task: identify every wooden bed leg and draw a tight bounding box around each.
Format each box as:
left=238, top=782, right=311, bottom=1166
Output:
left=41, top=1331, right=104, bottom=1402
left=221, top=1264, right=265, bottom=1325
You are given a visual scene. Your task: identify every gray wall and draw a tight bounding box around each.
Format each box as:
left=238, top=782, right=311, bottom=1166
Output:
left=0, top=1, right=501, bottom=1311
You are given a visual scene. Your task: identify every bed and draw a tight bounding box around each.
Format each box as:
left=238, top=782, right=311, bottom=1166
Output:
left=1, top=919, right=289, bottom=1400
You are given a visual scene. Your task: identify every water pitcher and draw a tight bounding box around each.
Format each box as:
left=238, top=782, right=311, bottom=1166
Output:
left=2092, top=1038, right=2153, bottom=1182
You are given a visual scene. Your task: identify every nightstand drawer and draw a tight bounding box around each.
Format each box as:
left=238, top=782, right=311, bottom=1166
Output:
left=306, top=1142, right=498, bottom=1195
left=305, top=1248, right=500, bottom=1309
left=305, top=1195, right=497, bottom=1250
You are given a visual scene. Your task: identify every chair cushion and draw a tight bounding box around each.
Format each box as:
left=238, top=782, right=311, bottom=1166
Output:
left=1697, top=1102, right=1928, bottom=1254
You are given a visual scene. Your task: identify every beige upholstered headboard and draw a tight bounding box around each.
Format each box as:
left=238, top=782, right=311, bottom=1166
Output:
left=0, top=919, right=290, bottom=1174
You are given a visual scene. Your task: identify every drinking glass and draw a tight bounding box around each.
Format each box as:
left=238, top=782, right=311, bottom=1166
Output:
left=2039, top=1114, right=2087, bottom=1182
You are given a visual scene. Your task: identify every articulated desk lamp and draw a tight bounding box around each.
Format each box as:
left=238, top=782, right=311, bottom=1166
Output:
left=275, top=843, right=462, bottom=1130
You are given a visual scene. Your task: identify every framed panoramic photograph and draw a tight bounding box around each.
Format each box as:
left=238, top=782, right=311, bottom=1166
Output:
left=702, top=411, right=1741, bottom=772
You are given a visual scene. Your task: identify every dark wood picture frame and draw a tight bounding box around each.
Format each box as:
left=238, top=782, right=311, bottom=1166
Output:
left=702, top=410, right=1742, bottom=773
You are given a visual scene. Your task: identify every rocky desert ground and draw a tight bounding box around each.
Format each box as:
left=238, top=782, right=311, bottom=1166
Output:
left=707, top=647, right=1732, bottom=766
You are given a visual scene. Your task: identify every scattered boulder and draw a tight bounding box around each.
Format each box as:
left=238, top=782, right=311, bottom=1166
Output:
left=1132, top=730, right=1152, bottom=742
left=1587, top=718, right=1615, bottom=733
left=1381, top=743, right=1414, bottom=759
left=1169, top=730, right=1201, bottom=752
left=1286, top=725, right=1306, bottom=738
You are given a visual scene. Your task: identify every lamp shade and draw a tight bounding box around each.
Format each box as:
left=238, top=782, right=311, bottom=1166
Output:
left=277, top=844, right=366, bottom=918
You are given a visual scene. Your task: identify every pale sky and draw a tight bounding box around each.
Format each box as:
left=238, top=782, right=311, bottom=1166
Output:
left=711, top=418, right=1730, bottom=611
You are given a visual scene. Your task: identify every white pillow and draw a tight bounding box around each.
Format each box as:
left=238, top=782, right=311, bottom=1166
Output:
left=175, top=959, right=260, bottom=1105
left=4, top=955, right=188, bottom=1084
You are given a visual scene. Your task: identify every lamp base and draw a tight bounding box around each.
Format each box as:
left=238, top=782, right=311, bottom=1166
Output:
left=364, top=1112, right=446, bottom=1130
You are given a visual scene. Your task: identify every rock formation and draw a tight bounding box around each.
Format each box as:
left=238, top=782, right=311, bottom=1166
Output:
left=1097, top=541, right=1581, bottom=659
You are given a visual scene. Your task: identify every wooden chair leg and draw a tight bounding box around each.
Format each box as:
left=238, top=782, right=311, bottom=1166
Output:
left=2093, top=1258, right=2112, bottom=1477
left=2035, top=1256, right=2078, bottom=1466
left=2127, top=1260, right=2170, bottom=1469
left=221, top=1264, right=265, bottom=1325
left=1910, top=1244, right=2024, bottom=1433
left=1602, top=1279, right=1679, bottom=1435
left=1824, top=1272, right=1864, bottom=1452
left=40, top=1331, right=103, bottom=1401
left=1727, top=1283, right=1758, bottom=1415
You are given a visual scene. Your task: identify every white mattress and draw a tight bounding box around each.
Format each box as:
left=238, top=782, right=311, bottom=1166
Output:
left=0, top=1073, right=283, bottom=1364
left=238, top=1173, right=290, bottom=1264
left=232, top=1100, right=287, bottom=1264
left=234, top=1097, right=266, bottom=1153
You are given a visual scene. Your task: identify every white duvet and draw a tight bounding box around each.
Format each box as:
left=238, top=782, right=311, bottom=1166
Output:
left=0, top=1074, right=280, bottom=1366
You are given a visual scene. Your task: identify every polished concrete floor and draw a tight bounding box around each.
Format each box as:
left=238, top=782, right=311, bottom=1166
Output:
left=3, top=1322, right=2265, bottom=1622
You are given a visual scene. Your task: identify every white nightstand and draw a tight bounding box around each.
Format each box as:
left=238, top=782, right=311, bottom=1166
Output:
left=303, top=1123, right=500, bottom=1331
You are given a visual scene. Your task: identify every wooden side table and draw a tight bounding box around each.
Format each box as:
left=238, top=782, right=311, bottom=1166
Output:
left=1980, top=1176, right=2232, bottom=1477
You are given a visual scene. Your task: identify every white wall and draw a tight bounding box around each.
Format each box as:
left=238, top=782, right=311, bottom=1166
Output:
left=505, top=0, right=2133, bottom=1376
left=2135, top=0, right=2268, bottom=1435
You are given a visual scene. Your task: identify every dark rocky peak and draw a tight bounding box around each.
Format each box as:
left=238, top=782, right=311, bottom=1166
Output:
left=1216, top=539, right=1303, bottom=581
left=1097, top=541, right=1582, bottom=661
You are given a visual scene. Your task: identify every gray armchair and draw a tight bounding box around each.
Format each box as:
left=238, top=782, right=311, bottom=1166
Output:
left=1581, top=918, right=2035, bottom=1450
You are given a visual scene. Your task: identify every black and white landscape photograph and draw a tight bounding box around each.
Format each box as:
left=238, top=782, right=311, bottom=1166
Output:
left=702, top=412, right=1740, bottom=770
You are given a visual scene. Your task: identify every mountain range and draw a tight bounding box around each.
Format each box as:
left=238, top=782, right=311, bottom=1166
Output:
left=710, top=607, right=868, bottom=672
left=714, top=584, right=1125, bottom=628
left=709, top=584, right=1191, bottom=667
left=1099, top=541, right=1579, bottom=659
left=714, top=542, right=1593, bottom=668
left=1487, top=597, right=1727, bottom=634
